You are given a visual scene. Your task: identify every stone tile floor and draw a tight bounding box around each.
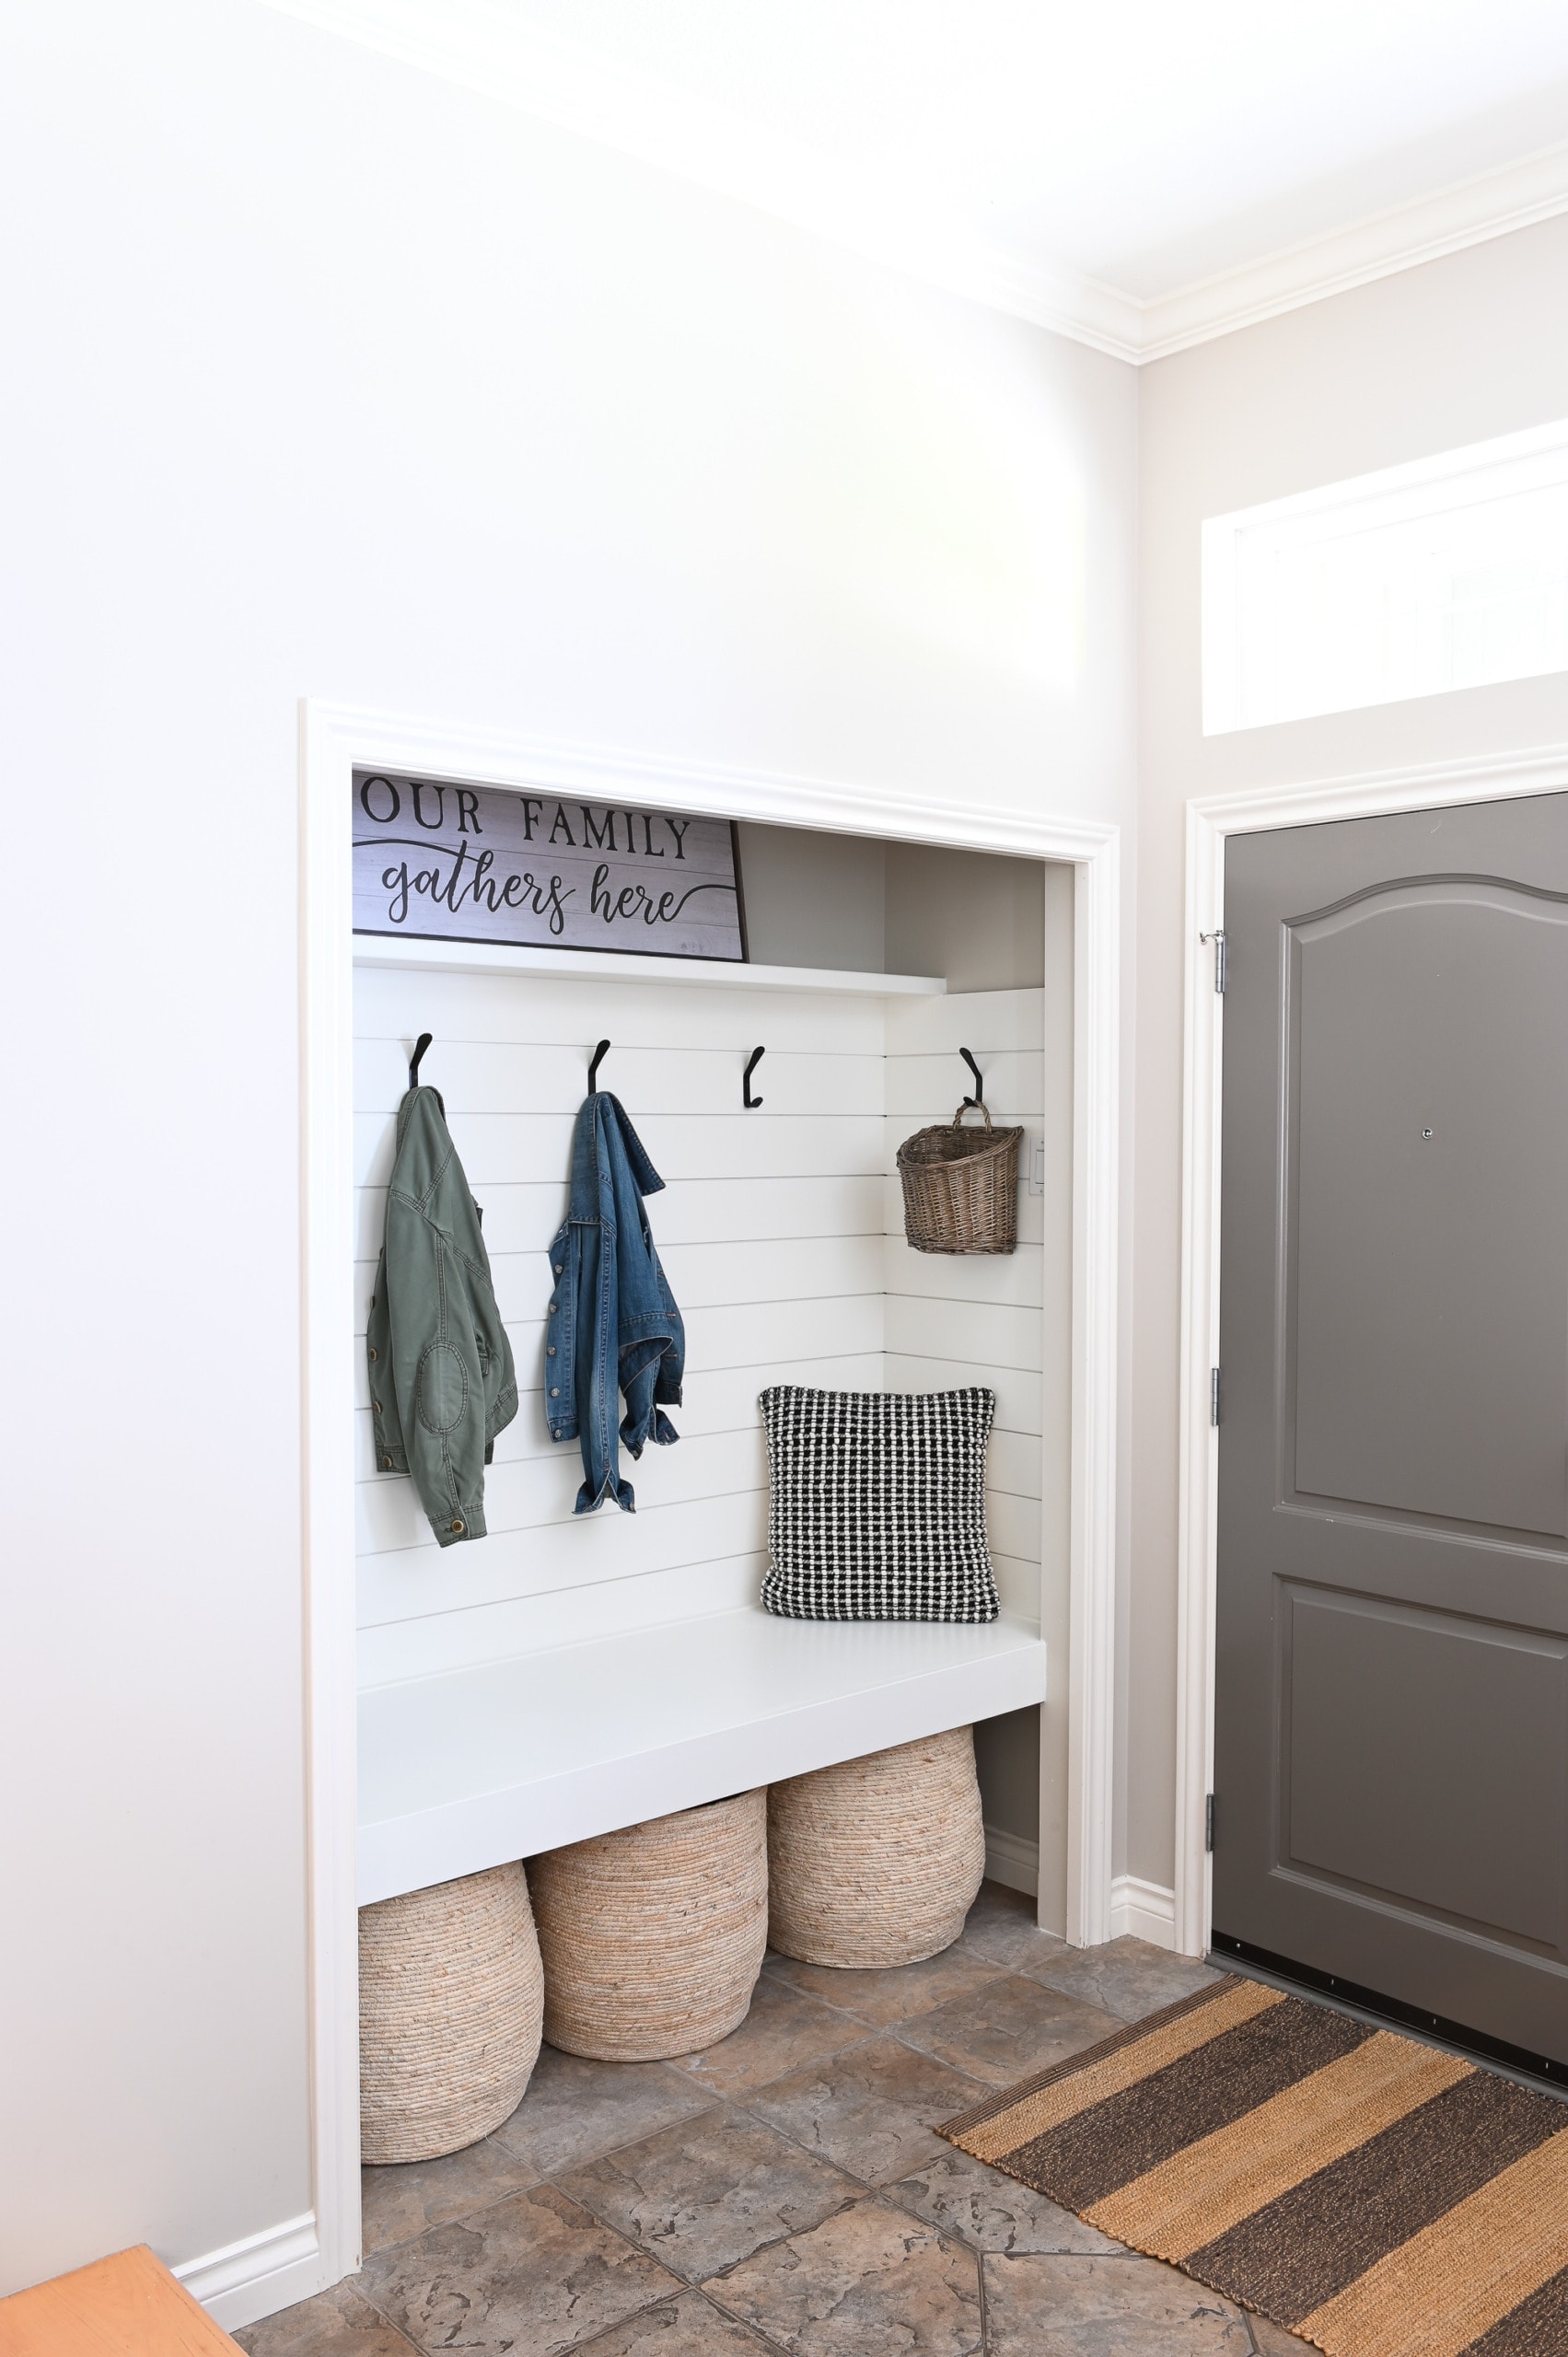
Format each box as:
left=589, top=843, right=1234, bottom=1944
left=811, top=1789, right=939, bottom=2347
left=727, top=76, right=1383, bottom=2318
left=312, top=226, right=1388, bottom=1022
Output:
left=237, top=1885, right=1296, bottom=2356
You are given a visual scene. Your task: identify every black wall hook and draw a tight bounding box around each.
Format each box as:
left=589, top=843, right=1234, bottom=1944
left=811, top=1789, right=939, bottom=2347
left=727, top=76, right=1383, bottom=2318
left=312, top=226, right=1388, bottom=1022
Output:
left=743, top=1046, right=765, bottom=1109
left=408, top=1031, right=434, bottom=1091
left=587, top=1039, right=611, bottom=1094
left=959, top=1047, right=984, bottom=1107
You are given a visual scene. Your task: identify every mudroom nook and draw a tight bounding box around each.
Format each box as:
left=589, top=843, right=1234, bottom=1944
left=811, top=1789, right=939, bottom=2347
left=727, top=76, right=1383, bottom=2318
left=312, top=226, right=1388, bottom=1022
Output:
left=350, top=815, right=1071, bottom=1912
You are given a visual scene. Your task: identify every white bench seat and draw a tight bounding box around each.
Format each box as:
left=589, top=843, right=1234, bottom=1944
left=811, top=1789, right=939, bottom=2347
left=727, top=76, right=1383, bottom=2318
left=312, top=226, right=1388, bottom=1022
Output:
left=357, top=1608, right=1047, bottom=1904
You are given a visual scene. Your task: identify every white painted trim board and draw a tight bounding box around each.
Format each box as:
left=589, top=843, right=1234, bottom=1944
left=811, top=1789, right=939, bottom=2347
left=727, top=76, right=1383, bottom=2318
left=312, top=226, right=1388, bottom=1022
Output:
left=354, top=935, right=946, bottom=995
left=1109, top=1875, right=1177, bottom=1951
left=1173, top=741, right=1568, bottom=1961
left=173, top=2212, right=321, bottom=2333
left=302, top=697, right=1122, bottom=2310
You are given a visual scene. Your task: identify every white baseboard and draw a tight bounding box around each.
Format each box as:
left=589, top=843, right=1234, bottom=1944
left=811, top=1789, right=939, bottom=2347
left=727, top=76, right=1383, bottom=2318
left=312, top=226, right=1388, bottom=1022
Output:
left=983, top=1825, right=1040, bottom=1898
left=174, top=2212, right=326, bottom=2331
left=1109, top=1874, right=1178, bottom=1950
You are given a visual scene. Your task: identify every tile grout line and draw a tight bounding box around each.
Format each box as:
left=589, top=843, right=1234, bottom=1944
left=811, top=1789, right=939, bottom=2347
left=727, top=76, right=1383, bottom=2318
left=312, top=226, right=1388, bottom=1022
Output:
left=354, top=1940, right=1089, bottom=2305
left=564, top=2279, right=794, bottom=2357
left=499, top=2025, right=1003, bottom=2325
left=334, top=2279, right=434, bottom=2356
left=347, top=1922, right=1202, bottom=2351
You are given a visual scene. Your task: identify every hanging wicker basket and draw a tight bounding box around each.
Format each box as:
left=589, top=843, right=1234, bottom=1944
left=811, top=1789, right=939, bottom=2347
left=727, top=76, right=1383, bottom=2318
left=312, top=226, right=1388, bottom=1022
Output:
left=897, top=1102, right=1023, bottom=1255
left=530, top=1791, right=769, bottom=2061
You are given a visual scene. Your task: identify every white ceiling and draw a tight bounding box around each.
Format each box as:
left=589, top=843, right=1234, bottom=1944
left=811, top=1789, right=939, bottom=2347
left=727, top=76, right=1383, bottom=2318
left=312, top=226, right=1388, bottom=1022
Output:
left=271, top=0, right=1568, bottom=356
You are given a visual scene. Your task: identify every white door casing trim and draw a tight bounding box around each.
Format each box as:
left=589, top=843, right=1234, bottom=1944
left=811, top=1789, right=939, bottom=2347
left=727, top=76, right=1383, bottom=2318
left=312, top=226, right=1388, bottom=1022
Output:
left=298, top=699, right=1123, bottom=2301
left=1173, top=740, right=1568, bottom=1960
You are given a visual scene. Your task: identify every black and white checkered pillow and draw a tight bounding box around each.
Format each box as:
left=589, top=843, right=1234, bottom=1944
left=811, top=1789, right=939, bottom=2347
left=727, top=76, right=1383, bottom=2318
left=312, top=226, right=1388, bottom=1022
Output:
left=758, top=1386, right=999, bottom=1623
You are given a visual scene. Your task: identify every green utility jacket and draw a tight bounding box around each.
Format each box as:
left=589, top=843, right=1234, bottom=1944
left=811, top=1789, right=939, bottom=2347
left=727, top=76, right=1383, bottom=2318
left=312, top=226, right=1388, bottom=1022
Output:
left=367, top=1086, right=517, bottom=1547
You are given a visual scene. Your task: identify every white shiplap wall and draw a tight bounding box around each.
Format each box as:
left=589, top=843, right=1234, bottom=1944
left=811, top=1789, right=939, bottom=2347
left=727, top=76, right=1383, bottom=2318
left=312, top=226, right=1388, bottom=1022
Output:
left=354, top=962, right=1047, bottom=1692
left=884, top=989, right=1048, bottom=1628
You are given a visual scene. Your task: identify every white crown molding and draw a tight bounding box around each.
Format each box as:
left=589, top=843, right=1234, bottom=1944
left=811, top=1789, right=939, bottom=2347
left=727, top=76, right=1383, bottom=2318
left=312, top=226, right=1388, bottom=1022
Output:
left=1141, top=139, right=1568, bottom=362
left=255, top=0, right=1145, bottom=356
left=258, top=0, right=1568, bottom=366
left=253, top=0, right=1568, bottom=365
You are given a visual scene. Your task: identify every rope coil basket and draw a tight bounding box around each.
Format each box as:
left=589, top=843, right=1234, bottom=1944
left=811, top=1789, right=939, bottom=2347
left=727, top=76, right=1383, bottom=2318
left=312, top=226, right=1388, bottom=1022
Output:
left=530, top=1790, right=768, bottom=2061
left=768, top=1726, right=986, bottom=1968
left=898, top=1103, right=1023, bottom=1255
left=359, top=1861, right=543, bottom=2165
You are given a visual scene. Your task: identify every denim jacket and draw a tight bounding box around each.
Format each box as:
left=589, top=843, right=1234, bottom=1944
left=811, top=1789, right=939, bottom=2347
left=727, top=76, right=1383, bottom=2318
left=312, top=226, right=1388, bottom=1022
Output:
left=546, top=1092, right=683, bottom=1514
left=367, top=1086, right=517, bottom=1546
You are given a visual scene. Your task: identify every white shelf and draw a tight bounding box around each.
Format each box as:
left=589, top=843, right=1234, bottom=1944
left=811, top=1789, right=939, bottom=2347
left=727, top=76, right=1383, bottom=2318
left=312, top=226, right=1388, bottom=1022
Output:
left=357, top=1608, right=1046, bottom=1903
left=352, top=934, right=945, bottom=996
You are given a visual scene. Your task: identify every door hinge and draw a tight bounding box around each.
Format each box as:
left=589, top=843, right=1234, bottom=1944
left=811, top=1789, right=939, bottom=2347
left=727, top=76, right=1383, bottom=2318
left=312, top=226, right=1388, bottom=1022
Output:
left=1205, top=1794, right=1216, bottom=1852
left=1200, top=928, right=1227, bottom=993
left=1211, top=1367, right=1222, bottom=1426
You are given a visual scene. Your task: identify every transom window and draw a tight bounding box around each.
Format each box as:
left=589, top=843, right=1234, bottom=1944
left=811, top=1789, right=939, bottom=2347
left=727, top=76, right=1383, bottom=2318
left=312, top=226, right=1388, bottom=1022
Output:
left=1202, top=418, right=1568, bottom=735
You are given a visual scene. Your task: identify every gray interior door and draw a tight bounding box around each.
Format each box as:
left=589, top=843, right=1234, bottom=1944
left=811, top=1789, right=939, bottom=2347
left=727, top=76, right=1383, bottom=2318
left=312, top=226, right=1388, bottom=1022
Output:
left=1214, top=794, right=1568, bottom=2071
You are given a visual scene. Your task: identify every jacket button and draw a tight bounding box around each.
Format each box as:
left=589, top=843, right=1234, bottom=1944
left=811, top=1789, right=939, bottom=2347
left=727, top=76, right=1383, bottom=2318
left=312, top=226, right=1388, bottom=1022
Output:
left=550, top=1387, right=559, bottom=1398
left=368, top=1347, right=377, bottom=1362
left=547, top=1345, right=556, bottom=1356
left=549, top=1301, right=557, bottom=1312
left=373, top=1399, right=382, bottom=1413
left=381, top=1454, right=393, bottom=1469
left=449, top=1518, right=465, bottom=1535
left=553, top=1264, right=562, bottom=1276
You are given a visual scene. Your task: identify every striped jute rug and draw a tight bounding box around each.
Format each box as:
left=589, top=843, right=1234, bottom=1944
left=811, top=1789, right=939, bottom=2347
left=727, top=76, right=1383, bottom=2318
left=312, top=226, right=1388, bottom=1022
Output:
left=938, top=1976, right=1568, bottom=2355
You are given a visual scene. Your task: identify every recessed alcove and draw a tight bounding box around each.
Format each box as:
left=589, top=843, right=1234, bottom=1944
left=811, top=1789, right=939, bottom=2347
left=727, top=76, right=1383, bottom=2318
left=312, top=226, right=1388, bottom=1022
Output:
left=353, top=819, right=1071, bottom=1922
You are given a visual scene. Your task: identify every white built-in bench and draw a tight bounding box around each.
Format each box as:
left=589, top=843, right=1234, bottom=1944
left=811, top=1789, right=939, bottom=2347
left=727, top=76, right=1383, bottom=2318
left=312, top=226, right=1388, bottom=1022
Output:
left=358, top=1607, right=1046, bottom=1903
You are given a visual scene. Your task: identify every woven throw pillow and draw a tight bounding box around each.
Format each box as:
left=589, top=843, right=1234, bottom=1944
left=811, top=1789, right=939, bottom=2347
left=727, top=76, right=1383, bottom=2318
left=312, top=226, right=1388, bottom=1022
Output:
left=758, top=1386, right=999, bottom=1623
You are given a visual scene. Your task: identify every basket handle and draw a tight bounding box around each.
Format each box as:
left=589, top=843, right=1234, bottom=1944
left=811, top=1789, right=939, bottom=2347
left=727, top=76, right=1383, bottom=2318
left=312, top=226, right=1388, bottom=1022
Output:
left=953, top=1101, right=993, bottom=1130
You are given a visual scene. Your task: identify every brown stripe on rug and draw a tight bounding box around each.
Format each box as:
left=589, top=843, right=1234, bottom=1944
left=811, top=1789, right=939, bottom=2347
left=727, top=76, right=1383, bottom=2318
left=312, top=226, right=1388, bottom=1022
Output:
left=1090, top=2032, right=1469, bottom=2258
left=1187, top=2063, right=1566, bottom=2324
left=944, top=1977, right=1283, bottom=2163
left=938, top=1977, right=1568, bottom=2357
left=1005, top=1984, right=1374, bottom=2212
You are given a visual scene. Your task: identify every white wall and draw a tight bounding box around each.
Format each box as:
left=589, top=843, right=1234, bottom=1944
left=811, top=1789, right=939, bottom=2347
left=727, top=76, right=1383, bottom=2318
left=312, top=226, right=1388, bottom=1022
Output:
left=0, top=0, right=1135, bottom=2304
left=1132, top=213, right=1568, bottom=1900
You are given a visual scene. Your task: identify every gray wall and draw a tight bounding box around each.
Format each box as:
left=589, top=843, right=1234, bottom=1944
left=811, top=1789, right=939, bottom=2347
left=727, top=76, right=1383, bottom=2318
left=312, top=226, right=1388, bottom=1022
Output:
left=736, top=826, right=1051, bottom=996
left=886, top=842, right=1047, bottom=993
left=734, top=824, right=887, bottom=970
left=1131, top=211, right=1568, bottom=1898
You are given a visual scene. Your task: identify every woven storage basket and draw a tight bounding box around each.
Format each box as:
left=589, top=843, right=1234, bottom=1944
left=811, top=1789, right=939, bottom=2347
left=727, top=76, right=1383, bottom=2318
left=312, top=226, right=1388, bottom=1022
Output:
left=768, top=1726, right=986, bottom=1968
left=897, top=1103, right=1023, bottom=1255
left=531, top=1790, right=768, bottom=2061
left=359, top=1861, right=543, bottom=2165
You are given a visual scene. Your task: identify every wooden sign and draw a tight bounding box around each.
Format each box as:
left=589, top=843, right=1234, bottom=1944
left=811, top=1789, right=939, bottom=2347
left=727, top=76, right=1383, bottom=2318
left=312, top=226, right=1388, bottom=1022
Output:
left=353, top=770, right=747, bottom=962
